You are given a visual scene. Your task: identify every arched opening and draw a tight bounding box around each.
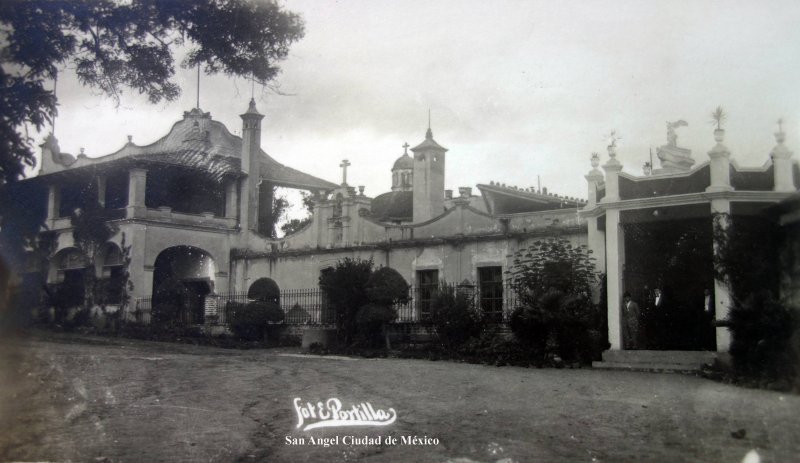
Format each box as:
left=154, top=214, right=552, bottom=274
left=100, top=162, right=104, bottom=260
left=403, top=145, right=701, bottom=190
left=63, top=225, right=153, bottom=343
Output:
left=52, top=248, right=87, bottom=309
left=152, top=246, right=215, bottom=325
left=96, top=243, right=125, bottom=305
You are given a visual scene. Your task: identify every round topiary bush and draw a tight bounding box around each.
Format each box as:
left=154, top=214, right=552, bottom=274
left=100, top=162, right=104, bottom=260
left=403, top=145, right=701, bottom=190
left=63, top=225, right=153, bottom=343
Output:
left=228, top=301, right=284, bottom=341
left=355, top=303, right=397, bottom=347
left=366, top=267, right=410, bottom=306
left=247, top=278, right=280, bottom=303
left=152, top=303, right=183, bottom=327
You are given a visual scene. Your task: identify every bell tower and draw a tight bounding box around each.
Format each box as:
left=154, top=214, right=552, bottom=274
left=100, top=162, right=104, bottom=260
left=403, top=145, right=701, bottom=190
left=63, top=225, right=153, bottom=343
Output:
left=411, top=123, right=447, bottom=223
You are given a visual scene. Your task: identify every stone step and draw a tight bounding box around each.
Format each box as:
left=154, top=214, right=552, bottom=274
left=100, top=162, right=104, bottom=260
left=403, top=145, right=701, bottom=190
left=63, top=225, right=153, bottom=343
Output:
left=591, top=361, right=704, bottom=373
left=601, top=350, right=716, bottom=366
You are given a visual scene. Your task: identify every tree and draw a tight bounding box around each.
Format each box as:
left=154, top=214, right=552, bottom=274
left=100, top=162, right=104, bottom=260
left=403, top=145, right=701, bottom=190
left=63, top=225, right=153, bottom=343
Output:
left=279, top=191, right=316, bottom=236
left=506, top=235, right=601, bottom=363
left=318, top=258, right=374, bottom=346
left=0, top=0, right=305, bottom=186
left=70, top=194, right=117, bottom=317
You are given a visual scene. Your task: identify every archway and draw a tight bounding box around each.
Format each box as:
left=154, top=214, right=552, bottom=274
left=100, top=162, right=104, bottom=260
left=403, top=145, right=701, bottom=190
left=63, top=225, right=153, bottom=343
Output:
left=152, top=246, right=215, bottom=325
left=96, top=242, right=125, bottom=305
left=51, top=248, right=87, bottom=309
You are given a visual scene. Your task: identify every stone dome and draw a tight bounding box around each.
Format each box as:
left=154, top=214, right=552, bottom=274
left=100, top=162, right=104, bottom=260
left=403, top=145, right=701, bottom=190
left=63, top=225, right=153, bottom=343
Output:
left=370, top=190, right=413, bottom=222
left=392, top=153, right=413, bottom=171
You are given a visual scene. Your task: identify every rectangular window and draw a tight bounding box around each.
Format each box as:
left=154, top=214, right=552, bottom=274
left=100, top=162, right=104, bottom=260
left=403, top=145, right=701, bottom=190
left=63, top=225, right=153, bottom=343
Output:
left=416, top=269, right=439, bottom=320
left=478, top=266, right=503, bottom=323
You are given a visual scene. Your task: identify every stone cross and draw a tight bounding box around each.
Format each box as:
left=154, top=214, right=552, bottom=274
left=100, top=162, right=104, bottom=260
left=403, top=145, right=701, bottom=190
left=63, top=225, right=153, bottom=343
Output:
left=402, top=142, right=410, bottom=155
left=340, top=159, right=351, bottom=185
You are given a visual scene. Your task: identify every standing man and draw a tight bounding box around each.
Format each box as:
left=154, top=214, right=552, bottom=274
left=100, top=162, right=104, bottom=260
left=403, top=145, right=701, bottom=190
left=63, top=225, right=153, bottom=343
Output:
left=702, top=288, right=716, bottom=350
left=651, top=287, right=665, bottom=349
left=623, top=292, right=640, bottom=350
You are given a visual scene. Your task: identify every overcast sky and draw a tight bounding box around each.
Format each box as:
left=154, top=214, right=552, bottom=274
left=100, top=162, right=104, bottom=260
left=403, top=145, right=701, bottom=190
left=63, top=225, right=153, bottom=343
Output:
left=45, top=0, right=800, bottom=217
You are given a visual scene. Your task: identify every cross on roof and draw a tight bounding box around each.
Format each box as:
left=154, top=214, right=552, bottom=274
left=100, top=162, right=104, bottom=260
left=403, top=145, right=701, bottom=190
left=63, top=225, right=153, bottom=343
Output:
left=402, top=142, right=410, bottom=155
left=339, top=159, right=351, bottom=185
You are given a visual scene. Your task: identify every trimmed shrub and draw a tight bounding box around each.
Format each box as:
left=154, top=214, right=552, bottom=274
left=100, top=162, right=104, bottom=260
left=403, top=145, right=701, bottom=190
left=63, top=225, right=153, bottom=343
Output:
left=429, top=284, right=483, bottom=348
left=286, top=303, right=311, bottom=324
left=152, top=303, right=183, bottom=326
left=355, top=303, right=397, bottom=347
left=247, top=278, right=280, bottom=303
left=506, top=236, right=601, bottom=364
left=319, top=258, right=374, bottom=345
left=366, top=267, right=410, bottom=306
left=228, top=301, right=284, bottom=342
left=727, top=291, right=799, bottom=389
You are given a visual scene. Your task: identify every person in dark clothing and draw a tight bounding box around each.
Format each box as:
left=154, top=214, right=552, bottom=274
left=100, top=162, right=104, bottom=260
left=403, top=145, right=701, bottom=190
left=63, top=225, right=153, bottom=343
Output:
left=622, top=292, right=640, bottom=350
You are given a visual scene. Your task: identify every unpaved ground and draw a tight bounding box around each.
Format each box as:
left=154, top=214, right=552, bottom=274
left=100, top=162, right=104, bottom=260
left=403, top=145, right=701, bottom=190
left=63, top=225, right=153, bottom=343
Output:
left=1, top=332, right=798, bottom=462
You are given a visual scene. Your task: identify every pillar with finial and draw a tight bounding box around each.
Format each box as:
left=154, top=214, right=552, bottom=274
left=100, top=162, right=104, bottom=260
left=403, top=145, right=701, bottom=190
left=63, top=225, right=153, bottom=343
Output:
left=706, top=113, right=732, bottom=193
left=771, top=118, right=795, bottom=192
left=601, top=132, right=623, bottom=202
left=239, top=97, right=264, bottom=232
left=585, top=152, right=604, bottom=207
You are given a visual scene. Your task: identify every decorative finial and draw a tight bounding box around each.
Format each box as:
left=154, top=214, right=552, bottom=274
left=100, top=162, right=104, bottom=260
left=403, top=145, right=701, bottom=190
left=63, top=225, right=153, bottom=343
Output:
left=196, top=64, right=201, bottom=109
left=425, top=110, right=433, bottom=140
left=607, top=130, right=621, bottom=158
left=590, top=152, right=600, bottom=168
left=127, top=135, right=132, bottom=143
left=643, top=161, right=652, bottom=176
left=402, top=142, right=410, bottom=155
left=358, top=185, right=365, bottom=196
left=339, top=159, right=351, bottom=185
left=80, top=147, right=85, bottom=155
left=776, top=117, right=786, bottom=144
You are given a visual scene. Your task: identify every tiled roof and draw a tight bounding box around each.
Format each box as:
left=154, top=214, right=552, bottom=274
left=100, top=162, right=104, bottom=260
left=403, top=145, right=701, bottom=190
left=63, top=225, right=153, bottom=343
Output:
left=38, top=108, right=337, bottom=190
left=477, top=183, right=587, bottom=215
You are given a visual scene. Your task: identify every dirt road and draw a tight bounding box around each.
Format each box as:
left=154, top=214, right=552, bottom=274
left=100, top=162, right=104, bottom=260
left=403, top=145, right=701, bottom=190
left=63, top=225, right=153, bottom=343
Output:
left=1, top=333, right=798, bottom=462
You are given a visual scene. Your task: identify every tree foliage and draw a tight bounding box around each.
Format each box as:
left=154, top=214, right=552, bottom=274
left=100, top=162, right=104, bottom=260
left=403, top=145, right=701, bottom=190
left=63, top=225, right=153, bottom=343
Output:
left=712, top=212, right=782, bottom=303
left=319, top=257, right=374, bottom=345
left=429, top=283, right=483, bottom=348
left=506, top=236, right=598, bottom=307
left=319, top=259, right=411, bottom=347
left=506, top=236, right=601, bottom=363
left=0, top=0, right=305, bottom=186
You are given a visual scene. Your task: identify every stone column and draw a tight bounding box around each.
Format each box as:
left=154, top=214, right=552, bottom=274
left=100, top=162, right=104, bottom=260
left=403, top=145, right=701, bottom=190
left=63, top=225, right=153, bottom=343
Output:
left=585, top=153, right=607, bottom=274
left=707, top=129, right=733, bottom=193
left=126, top=168, right=147, bottom=219
left=605, top=208, right=623, bottom=350
left=46, top=184, right=60, bottom=227
left=771, top=129, right=795, bottom=192
left=96, top=176, right=107, bottom=207
left=711, top=198, right=732, bottom=352
left=601, top=144, right=622, bottom=202
left=224, top=179, right=238, bottom=219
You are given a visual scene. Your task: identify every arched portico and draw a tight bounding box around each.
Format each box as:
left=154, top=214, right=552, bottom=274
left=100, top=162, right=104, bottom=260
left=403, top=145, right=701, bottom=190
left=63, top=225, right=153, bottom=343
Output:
left=152, top=246, right=216, bottom=324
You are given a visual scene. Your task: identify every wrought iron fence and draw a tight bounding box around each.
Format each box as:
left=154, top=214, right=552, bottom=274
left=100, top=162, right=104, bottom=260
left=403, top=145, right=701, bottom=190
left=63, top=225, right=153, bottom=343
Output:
left=132, top=283, right=521, bottom=326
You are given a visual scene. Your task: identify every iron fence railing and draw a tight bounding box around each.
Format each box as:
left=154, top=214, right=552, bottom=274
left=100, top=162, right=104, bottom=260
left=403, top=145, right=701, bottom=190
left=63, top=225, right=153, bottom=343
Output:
left=130, top=284, right=521, bottom=327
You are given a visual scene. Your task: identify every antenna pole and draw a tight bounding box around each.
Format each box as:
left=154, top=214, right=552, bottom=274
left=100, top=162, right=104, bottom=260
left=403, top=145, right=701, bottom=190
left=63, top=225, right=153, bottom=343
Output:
left=52, top=71, right=58, bottom=135
left=196, top=65, right=200, bottom=108
left=537, top=175, right=541, bottom=193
